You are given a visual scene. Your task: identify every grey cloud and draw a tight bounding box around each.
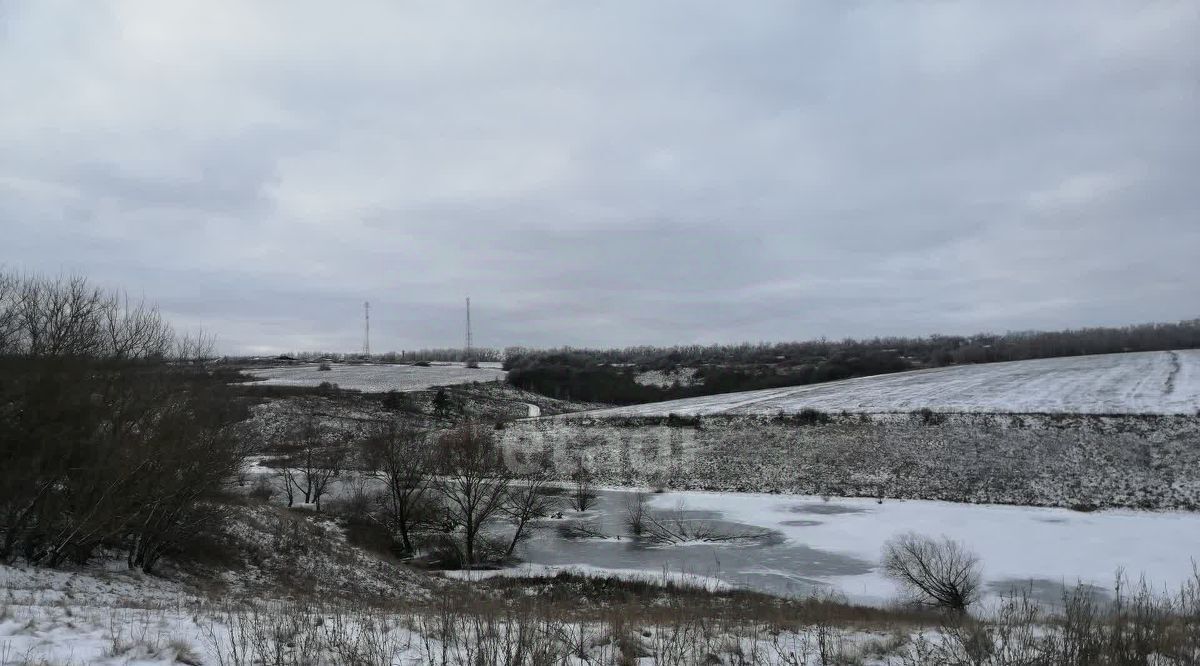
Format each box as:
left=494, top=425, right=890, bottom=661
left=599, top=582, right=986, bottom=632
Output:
left=0, top=1, right=1196, bottom=353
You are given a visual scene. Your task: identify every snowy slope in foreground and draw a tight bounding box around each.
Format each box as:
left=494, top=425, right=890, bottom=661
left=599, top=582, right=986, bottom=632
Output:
left=575, top=350, right=1200, bottom=416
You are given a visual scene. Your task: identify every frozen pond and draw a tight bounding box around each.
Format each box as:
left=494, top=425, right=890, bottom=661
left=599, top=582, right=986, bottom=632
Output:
left=506, top=488, right=1200, bottom=604
left=247, top=362, right=506, bottom=392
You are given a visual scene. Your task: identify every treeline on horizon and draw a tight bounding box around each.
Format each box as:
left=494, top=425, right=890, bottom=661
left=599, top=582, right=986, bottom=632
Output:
left=501, top=318, right=1200, bottom=404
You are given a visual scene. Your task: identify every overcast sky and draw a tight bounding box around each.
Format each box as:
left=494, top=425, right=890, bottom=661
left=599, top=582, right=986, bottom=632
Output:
left=1, top=2, right=1197, bottom=354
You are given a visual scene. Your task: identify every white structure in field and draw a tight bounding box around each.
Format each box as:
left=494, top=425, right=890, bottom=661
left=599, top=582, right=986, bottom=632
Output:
left=362, top=300, right=370, bottom=358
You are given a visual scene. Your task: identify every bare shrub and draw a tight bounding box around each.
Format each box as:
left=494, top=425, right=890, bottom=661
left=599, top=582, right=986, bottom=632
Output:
left=381, top=389, right=411, bottom=411
left=1047, top=570, right=1200, bottom=665
left=248, top=476, right=275, bottom=501
left=796, top=407, right=831, bottom=425
left=0, top=358, right=245, bottom=570
left=557, top=519, right=607, bottom=540
left=638, top=499, right=771, bottom=546
left=882, top=532, right=982, bottom=612
left=913, top=407, right=946, bottom=426
left=902, top=571, right=1200, bottom=665
left=172, top=328, right=217, bottom=362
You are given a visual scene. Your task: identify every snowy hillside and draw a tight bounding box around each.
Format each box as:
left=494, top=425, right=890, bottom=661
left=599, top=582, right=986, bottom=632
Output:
left=572, top=350, right=1200, bottom=417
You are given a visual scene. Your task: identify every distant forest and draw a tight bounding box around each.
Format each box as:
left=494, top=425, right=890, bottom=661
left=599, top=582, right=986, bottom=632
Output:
left=502, top=319, right=1200, bottom=405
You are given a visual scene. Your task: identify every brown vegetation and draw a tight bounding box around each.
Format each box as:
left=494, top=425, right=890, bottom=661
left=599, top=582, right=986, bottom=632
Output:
left=0, top=271, right=242, bottom=572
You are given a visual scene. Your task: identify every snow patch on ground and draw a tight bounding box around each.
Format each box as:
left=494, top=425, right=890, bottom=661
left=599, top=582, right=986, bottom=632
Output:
left=635, top=367, right=701, bottom=388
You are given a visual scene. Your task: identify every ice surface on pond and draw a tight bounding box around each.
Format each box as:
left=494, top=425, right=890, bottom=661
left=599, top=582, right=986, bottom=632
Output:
left=573, top=350, right=1200, bottom=416
left=512, top=488, right=1200, bottom=604
left=246, top=361, right=506, bottom=392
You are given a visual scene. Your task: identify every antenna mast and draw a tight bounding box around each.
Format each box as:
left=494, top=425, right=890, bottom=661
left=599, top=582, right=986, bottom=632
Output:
left=465, top=297, right=473, bottom=360
left=363, top=301, right=370, bottom=358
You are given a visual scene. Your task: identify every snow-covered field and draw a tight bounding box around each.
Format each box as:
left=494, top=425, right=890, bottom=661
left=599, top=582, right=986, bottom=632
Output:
left=576, top=350, right=1200, bottom=417
left=246, top=361, right=506, bottom=392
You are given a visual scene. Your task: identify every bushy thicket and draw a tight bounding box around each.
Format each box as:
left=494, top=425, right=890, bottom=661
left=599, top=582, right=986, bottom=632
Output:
left=504, top=349, right=909, bottom=404
left=907, top=573, right=1200, bottom=665
left=0, top=271, right=244, bottom=571
left=503, top=319, right=1200, bottom=404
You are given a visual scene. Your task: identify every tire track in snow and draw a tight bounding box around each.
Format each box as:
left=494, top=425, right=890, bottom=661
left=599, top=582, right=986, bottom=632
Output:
left=1164, top=350, right=1181, bottom=396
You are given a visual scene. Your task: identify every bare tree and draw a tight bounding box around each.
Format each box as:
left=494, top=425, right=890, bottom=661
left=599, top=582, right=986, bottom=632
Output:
left=14, top=274, right=103, bottom=357
left=99, top=292, right=173, bottom=359
left=501, top=461, right=560, bottom=559
left=281, top=408, right=345, bottom=512
left=0, top=271, right=20, bottom=355
left=307, top=447, right=344, bottom=513
left=362, top=421, right=433, bottom=555
left=173, top=327, right=217, bottom=362
left=882, top=532, right=982, bottom=611
left=0, top=270, right=209, bottom=360
left=431, top=423, right=512, bottom=566
left=568, top=457, right=597, bottom=512
left=276, top=468, right=298, bottom=507
left=624, top=491, right=650, bottom=537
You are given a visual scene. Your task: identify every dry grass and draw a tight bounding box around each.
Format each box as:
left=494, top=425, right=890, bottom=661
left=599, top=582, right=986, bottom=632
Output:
left=194, top=586, right=931, bottom=665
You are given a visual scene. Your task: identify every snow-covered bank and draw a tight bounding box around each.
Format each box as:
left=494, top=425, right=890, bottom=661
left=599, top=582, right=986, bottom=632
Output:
left=443, top=562, right=732, bottom=592
left=500, top=412, right=1200, bottom=509
left=0, top=562, right=914, bottom=665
